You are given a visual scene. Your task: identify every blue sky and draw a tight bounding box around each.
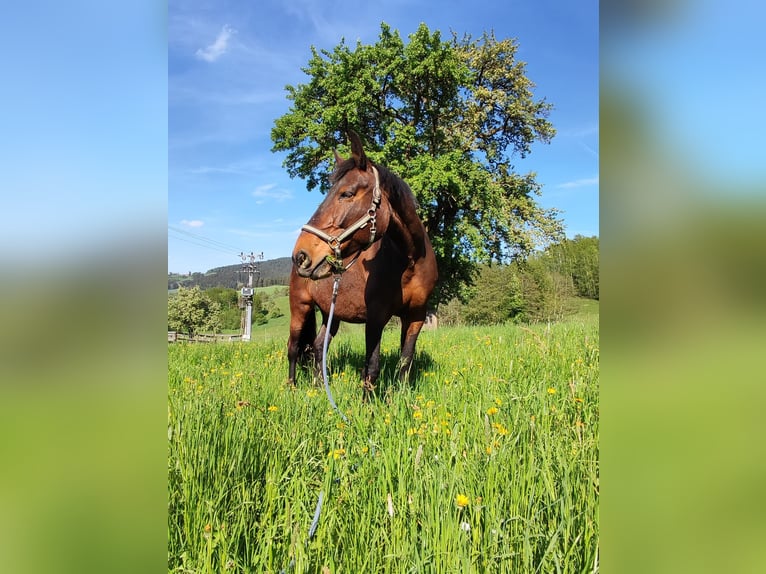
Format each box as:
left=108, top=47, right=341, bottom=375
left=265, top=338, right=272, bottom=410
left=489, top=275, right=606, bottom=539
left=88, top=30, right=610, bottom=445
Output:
left=168, top=0, right=599, bottom=273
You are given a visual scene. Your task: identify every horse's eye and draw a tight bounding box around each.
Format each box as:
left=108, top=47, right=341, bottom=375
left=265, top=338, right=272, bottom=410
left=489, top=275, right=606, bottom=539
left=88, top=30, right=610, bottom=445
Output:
left=339, top=189, right=355, bottom=199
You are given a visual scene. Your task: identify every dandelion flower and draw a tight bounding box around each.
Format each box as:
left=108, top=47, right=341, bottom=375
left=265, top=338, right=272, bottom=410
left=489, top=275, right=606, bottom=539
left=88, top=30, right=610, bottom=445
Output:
left=455, top=494, right=470, bottom=508
left=267, top=405, right=278, bottom=412
left=328, top=448, right=346, bottom=460
left=547, top=388, right=556, bottom=395
left=486, top=407, right=499, bottom=416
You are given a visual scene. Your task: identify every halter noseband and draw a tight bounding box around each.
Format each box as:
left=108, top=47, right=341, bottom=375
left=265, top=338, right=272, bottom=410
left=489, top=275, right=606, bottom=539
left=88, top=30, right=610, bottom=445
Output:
left=301, top=165, right=382, bottom=274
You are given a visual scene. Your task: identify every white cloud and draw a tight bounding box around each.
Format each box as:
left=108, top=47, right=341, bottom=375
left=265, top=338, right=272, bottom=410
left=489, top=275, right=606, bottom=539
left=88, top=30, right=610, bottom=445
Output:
left=252, top=183, right=292, bottom=203
left=557, top=177, right=599, bottom=189
left=195, top=25, right=235, bottom=62
left=181, top=219, right=204, bottom=228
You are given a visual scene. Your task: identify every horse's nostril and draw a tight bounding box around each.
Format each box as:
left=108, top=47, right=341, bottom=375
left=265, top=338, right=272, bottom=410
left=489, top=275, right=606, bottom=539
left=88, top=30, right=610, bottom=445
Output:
left=294, top=250, right=311, bottom=269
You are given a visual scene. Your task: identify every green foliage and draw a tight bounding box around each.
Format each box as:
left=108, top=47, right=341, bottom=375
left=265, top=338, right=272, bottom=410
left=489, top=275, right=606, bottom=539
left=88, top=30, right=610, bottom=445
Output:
left=168, top=319, right=599, bottom=572
left=205, top=287, right=241, bottom=330
left=542, top=235, right=599, bottom=299
left=446, top=237, right=598, bottom=325
left=462, top=265, right=522, bottom=325
left=266, top=301, right=284, bottom=319
left=272, top=23, right=563, bottom=304
left=167, top=286, right=223, bottom=337
left=205, top=287, right=238, bottom=308
left=457, top=260, right=575, bottom=325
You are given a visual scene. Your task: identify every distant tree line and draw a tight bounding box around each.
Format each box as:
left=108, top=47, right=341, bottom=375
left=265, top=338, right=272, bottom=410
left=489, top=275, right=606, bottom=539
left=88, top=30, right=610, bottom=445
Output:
left=168, top=257, right=293, bottom=290
left=438, top=235, right=598, bottom=326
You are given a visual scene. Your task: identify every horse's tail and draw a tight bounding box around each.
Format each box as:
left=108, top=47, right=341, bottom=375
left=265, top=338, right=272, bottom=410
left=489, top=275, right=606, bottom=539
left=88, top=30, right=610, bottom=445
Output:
left=298, top=305, right=317, bottom=362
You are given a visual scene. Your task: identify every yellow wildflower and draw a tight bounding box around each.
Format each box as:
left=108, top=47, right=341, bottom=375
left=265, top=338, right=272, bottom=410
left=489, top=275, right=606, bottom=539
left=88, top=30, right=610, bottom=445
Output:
left=328, top=448, right=346, bottom=460
left=547, top=388, right=556, bottom=395
left=486, top=407, right=499, bottom=416
left=455, top=494, right=470, bottom=508
left=267, top=405, right=278, bottom=412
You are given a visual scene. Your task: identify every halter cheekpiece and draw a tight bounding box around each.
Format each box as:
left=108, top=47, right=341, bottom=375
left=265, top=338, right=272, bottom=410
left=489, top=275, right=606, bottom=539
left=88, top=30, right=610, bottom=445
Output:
left=300, top=165, right=382, bottom=274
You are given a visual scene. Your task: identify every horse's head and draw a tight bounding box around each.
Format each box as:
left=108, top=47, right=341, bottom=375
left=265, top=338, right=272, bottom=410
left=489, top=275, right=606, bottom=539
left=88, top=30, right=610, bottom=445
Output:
left=292, top=131, right=390, bottom=280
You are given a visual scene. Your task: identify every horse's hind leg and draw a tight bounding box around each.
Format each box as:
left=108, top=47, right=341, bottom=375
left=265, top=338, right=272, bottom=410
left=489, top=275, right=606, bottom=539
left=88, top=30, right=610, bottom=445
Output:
left=399, top=312, right=426, bottom=383
left=362, top=322, right=386, bottom=400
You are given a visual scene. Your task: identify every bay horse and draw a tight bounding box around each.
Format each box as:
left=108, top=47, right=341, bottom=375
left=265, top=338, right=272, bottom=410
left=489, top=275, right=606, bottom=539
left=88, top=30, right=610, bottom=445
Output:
left=288, top=131, right=437, bottom=398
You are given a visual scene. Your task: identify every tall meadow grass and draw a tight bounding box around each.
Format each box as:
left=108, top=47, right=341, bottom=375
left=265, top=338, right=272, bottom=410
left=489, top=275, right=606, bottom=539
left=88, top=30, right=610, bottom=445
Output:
left=168, top=314, right=598, bottom=573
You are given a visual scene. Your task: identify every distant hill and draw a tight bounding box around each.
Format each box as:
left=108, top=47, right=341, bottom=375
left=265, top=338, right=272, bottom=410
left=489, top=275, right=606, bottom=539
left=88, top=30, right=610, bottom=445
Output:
left=169, top=257, right=293, bottom=290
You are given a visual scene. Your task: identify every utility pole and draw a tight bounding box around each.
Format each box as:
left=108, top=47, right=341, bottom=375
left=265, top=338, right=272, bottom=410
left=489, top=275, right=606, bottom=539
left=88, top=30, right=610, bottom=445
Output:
left=239, top=251, right=263, bottom=341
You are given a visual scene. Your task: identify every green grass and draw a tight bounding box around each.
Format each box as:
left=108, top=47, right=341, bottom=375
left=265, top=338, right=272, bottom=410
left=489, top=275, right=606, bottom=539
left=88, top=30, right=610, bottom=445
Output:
left=168, top=312, right=599, bottom=573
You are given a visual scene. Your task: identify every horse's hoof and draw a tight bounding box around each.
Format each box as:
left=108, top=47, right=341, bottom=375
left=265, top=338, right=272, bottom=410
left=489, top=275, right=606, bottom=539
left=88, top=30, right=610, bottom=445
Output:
left=362, top=378, right=376, bottom=401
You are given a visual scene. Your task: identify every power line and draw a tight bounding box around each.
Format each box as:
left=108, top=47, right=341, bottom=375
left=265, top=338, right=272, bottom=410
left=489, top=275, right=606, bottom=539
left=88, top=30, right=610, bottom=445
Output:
left=168, top=233, right=237, bottom=256
left=168, top=225, right=244, bottom=256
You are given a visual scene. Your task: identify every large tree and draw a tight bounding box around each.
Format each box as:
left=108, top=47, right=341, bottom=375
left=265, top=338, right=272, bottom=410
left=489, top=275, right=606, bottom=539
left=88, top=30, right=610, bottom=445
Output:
left=272, top=22, right=563, bottom=304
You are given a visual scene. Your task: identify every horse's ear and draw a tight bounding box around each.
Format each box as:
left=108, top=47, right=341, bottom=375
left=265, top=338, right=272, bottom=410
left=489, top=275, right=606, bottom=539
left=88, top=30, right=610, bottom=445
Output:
left=347, top=130, right=367, bottom=171
left=333, top=149, right=344, bottom=167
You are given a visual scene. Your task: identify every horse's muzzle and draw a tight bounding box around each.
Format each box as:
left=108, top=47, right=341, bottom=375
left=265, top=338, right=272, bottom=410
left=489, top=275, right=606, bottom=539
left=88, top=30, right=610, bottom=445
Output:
left=293, top=250, right=332, bottom=280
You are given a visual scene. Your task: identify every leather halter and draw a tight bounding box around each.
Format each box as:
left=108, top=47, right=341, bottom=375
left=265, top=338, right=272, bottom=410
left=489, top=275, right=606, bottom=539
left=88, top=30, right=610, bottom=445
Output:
left=301, top=166, right=382, bottom=273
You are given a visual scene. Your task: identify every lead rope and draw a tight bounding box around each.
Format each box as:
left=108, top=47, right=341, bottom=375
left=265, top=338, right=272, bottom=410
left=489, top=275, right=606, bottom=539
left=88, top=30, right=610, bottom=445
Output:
left=322, top=275, right=349, bottom=423
left=280, top=274, right=345, bottom=574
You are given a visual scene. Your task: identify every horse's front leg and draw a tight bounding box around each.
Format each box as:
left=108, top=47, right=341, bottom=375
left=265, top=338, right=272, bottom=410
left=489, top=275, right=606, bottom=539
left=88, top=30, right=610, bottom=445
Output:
left=287, top=310, right=307, bottom=387
left=362, top=322, right=385, bottom=400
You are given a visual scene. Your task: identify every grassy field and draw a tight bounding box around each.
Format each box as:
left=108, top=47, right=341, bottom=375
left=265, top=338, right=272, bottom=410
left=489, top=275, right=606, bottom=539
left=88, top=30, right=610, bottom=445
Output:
left=168, top=305, right=599, bottom=573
